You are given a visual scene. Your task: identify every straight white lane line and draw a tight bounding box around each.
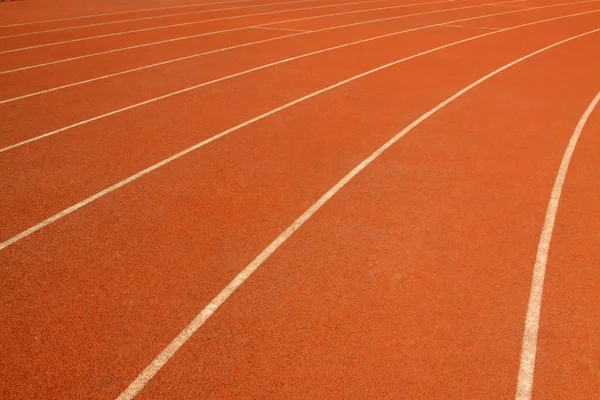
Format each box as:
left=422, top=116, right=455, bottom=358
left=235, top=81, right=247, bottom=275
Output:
left=0, top=0, right=373, bottom=39
left=0, top=0, right=524, bottom=100
left=251, top=25, right=311, bottom=31
left=0, top=0, right=259, bottom=28
left=515, top=91, right=600, bottom=400
left=0, top=0, right=428, bottom=53
left=440, top=23, right=501, bottom=29
left=0, top=10, right=596, bottom=252
left=116, top=26, right=600, bottom=400
left=1, top=5, right=596, bottom=152
left=493, top=3, right=530, bottom=7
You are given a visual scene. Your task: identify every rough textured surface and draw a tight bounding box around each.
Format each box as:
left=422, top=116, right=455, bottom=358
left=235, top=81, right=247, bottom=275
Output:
left=1, top=0, right=599, bottom=398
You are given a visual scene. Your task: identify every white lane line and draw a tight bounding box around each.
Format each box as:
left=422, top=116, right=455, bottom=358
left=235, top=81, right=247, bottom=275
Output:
left=0, top=4, right=595, bottom=152
left=0, top=8, right=595, bottom=254
left=0, top=0, right=371, bottom=39
left=515, top=91, right=600, bottom=400
left=0, top=0, right=521, bottom=99
left=0, top=0, right=409, bottom=53
left=0, top=0, right=259, bottom=28
left=493, top=3, right=530, bottom=7
left=116, top=26, right=600, bottom=400
left=0, top=0, right=468, bottom=74
left=251, top=25, right=311, bottom=31
left=440, top=23, right=501, bottom=29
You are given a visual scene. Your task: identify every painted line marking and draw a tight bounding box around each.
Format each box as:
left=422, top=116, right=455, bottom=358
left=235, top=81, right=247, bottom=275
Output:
left=439, top=23, right=501, bottom=29
left=515, top=91, right=600, bottom=400
left=1, top=3, right=595, bottom=151
left=116, top=26, right=600, bottom=400
left=0, top=0, right=261, bottom=28
left=251, top=25, right=311, bottom=32
left=1, top=8, right=596, bottom=254
left=0, top=0, right=427, bottom=53
left=493, top=3, right=530, bottom=7
left=0, top=0, right=379, bottom=39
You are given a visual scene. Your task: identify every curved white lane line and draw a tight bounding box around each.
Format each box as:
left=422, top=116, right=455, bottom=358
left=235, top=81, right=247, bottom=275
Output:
left=0, top=0, right=259, bottom=28
left=515, top=91, right=600, bottom=400
left=116, top=27, right=600, bottom=400
left=0, top=13, right=597, bottom=253
left=2, top=6, right=595, bottom=154
left=0, top=0, right=369, bottom=39
left=0, top=0, right=416, bottom=54
left=0, top=0, right=514, bottom=101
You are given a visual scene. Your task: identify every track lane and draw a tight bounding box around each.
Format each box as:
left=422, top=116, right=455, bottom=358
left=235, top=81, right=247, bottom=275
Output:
left=0, top=0, right=266, bottom=27
left=1, top=2, right=589, bottom=97
left=0, top=0, right=460, bottom=71
left=455, top=0, right=600, bottom=27
left=0, top=0, right=437, bottom=53
left=0, top=2, right=591, bottom=108
left=267, top=0, right=517, bottom=29
left=129, top=30, right=600, bottom=399
left=274, top=0, right=598, bottom=30
left=0, top=0, right=336, bottom=37
left=0, top=4, right=530, bottom=139
left=1, top=14, right=599, bottom=398
left=0, top=1, right=510, bottom=91
left=515, top=92, right=600, bottom=399
left=531, top=96, right=600, bottom=399
left=2, top=9, right=598, bottom=245
left=0, top=26, right=477, bottom=241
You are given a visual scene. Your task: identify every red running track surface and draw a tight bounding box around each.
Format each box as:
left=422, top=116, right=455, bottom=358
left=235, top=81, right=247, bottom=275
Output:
left=1, top=0, right=599, bottom=398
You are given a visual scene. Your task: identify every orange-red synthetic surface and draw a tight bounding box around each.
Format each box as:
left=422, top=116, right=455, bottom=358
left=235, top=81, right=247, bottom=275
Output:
left=1, top=0, right=599, bottom=399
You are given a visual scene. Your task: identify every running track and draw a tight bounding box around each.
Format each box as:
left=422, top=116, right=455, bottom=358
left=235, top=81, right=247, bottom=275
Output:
left=1, top=0, right=599, bottom=398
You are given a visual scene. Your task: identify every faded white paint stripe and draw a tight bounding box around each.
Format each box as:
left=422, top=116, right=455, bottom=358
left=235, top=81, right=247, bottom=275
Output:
left=116, top=26, right=600, bottom=400
left=515, top=91, right=600, bottom=400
